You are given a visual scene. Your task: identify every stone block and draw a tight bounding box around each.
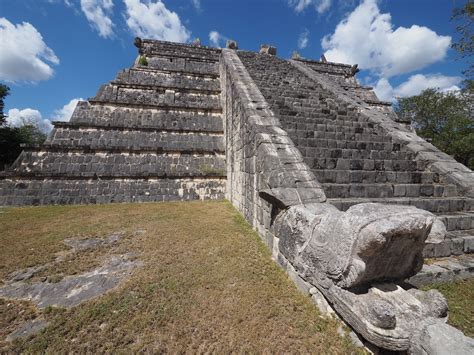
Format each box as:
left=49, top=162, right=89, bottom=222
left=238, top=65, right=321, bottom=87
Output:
left=226, top=40, right=238, bottom=49
left=450, top=237, right=465, bottom=255
left=423, top=241, right=451, bottom=258
left=464, top=236, right=474, bottom=253
left=259, top=44, right=277, bottom=55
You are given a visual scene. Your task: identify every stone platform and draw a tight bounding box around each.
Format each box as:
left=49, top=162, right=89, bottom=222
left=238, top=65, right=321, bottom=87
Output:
left=0, top=40, right=226, bottom=205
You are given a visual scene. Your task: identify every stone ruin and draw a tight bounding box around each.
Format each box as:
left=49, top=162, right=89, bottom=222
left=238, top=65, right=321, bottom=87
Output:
left=1, top=39, right=473, bottom=353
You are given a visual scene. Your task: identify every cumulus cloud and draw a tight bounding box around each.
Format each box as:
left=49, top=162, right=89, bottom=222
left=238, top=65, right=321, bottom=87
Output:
left=209, top=31, right=225, bottom=48
left=0, top=18, right=59, bottom=82
left=288, top=0, right=332, bottom=14
left=123, top=0, right=191, bottom=43
left=52, top=98, right=84, bottom=122
left=374, top=74, right=462, bottom=102
left=6, top=98, right=84, bottom=134
left=322, top=0, right=451, bottom=77
left=7, top=108, right=53, bottom=133
left=80, top=0, right=114, bottom=38
left=298, top=29, right=309, bottom=49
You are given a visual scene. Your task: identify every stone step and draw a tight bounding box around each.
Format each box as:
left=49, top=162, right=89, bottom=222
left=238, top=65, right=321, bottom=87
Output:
left=46, top=127, right=224, bottom=152
left=313, top=169, right=440, bottom=184
left=407, top=254, right=474, bottom=287
left=143, top=41, right=221, bottom=62
left=310, top=158, right=425, bottom=172
left=285, top=128, right=391, bottom=143
left=280, top=116, right=375, bottom=130
left=113, top=68, right=220, bottom=92
left=323, top=183, right=458, bottom=199
left=0, top=177, right=226, bottom=206
left=435, top=212, right=474, bottom=231
left=103, top=81, right=220, bottom=96
left=8, top=150, right=226, bottom=179
left=144, top=57, right=218, bottom=76
left=129, top=66, right=219, bottom=79
left=423, top=233, right=474, bottom=258
left=312, top=123, right=381, bottom=135
left=298, top=147, right=415, bottom=161
left=277, top=108, right=366, bottom=124
left=448, top=228, right=474, bottom=239
left=53, top=121, right=223, bottom=134
left=328, top=197, right=474, bottom=213
left=70, top=102, right=223, bottom=132
left=266, top=95, right=357, bottom=115
left=147, top=49, right=220, bottom=62
left=289, top=136, right=398, bottom=151
left=260, top=86, right=325, bottom=97
left=90, top=88, right=221, bottom=111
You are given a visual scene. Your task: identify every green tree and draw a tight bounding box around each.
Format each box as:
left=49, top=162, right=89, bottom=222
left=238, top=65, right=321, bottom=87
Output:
left=0, top=84, right=47, bottom=170
left=395, top=88, right=474, bottom=169
left=0, top=83, right=10, bottom=125
left=452, top=1, right=473, bottom=88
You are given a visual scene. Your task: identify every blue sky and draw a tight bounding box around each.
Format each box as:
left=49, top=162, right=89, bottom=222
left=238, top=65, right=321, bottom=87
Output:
left=0, top=0, right=470, bottom=131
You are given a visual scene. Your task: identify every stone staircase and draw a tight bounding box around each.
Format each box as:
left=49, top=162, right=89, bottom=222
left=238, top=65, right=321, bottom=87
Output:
left=0, top=41, right=226, bottom=205
left=238, top=51, right=474, bottom=262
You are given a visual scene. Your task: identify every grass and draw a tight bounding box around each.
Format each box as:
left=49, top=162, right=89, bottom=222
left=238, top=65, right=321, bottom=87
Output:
left=0, top=201, right=362, bottom=353
left=422, top=278, right=474, bottom=337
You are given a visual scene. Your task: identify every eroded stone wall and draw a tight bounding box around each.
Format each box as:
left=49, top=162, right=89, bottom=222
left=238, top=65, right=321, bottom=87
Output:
left=0, top=41, right=226, bottom=205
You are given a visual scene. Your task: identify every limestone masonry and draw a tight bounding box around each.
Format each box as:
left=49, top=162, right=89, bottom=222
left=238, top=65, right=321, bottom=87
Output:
left=1, top=39, right=473, bottom=353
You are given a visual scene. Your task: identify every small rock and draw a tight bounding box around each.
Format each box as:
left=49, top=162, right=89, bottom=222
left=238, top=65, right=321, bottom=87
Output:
left=6, top=318, right=48, bottom=341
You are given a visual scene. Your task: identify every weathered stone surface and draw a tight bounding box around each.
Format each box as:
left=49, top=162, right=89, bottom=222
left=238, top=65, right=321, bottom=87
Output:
left=221, top=48, right=474, bottom=352
left=259, top=44, right=277, bottom=55
left=8, top=265, right=46, bottom=282
left=426, top=218, right=447, bottom=244
left=6, top=318, right=48, bottom=342
left=0, top=178, right=226, bottom=206
left=410, top=322, right=474, bottom=355
left=275, top=203, right=433, bottom=288
left=63, top=232, right=124, bottom=251
left=0, top=255, right=140, bottom=308
left=0, top=40, right=226, bottom=206
left=408, top=254, right=474, bottom=287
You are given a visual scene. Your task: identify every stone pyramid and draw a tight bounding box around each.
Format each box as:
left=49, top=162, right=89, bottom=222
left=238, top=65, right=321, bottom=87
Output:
left=0, top=40, right=226, bottom=204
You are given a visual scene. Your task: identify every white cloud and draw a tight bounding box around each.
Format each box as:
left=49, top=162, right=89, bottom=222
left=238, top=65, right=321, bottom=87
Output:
left=52, top=98, right=84, bottom=122
left=322, top=0, right=451, bottom=77
left=316, top=0, right=331, bottom=13
left=47, top=0, right=74, bottom=7
left=7, top=108, right=53, bottom=133
left=191, top=0, right=201, bottom=11
left=288, top=0, right=332, bottom=14
left=6, top=98, right=84, bottom=133
left=80, top=0, right=115, bottom=38
left=298, top=29, right=309, bottom=49
left=374, top=74, right=462, bottom=102
left=373, top=78, right=393, bottom=102
left=123, top=0, right=191, bottom=43
left=0, top=18, right=59, bottom=82
left=209, top=31, right=223, bottom=48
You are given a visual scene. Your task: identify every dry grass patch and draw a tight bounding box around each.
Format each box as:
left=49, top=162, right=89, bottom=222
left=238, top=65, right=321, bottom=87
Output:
left=422, top=278, right=474, bottom=337
left=0, top=201, right=362, bottom=353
